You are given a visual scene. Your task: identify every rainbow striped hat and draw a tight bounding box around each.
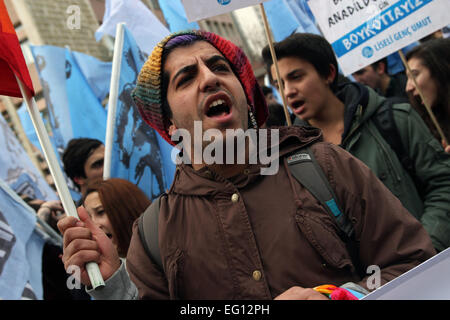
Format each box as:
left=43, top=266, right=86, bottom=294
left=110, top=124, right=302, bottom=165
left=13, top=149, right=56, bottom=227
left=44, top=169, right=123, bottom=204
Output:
left=132, top=30, right=268, bottom=146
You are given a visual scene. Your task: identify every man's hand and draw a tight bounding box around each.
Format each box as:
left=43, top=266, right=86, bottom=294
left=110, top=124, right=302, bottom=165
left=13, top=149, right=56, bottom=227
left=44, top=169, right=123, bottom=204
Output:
left=57, top=206, right=121, bottom=287
left=274, top=286, right=329, bottom=300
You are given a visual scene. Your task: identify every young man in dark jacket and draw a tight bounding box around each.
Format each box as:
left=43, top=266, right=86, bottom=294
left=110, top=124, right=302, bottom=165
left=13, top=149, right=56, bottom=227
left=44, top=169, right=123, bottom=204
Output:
left=262, top=33, right=450, bottom=253
left=57, top=31, right=435, bottom=300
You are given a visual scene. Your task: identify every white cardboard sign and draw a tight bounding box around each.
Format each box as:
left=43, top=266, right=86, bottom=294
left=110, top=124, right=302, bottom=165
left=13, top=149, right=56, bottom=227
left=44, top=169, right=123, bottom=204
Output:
left=362, top=247, right=450, bottom=300
left=307, top=0, right=450, bottom=75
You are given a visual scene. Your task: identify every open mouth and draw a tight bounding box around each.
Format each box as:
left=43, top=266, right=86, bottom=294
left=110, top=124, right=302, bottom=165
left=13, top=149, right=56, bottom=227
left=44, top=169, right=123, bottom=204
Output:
left=291, top=100, right=305, bottom=114
left=205, top=98, right=231, bottom=118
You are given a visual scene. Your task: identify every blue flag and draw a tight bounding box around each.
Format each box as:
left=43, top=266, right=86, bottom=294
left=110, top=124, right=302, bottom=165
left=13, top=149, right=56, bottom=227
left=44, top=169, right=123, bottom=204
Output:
left=0, top=113, right=57, bottom=201
left=109, top=26, right=175, bottom=200
left=30, top=45, right=112, bottom=200
left=96, top=0, right=169, bottom=55
left=65, top=50, right=108, bottom=142
left=285, top=0, right=320, bottom=35
left=17, top=103, right=42, bottom=153
left=158, top=0, right=199, bottom=32
left=265, top=0, right=320, bottom=42
left=0, top=178, right=46, bottom=300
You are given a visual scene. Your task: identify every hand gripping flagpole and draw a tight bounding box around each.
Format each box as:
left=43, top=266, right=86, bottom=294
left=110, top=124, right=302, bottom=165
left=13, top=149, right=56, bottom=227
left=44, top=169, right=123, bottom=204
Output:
left=103, top=22, right=125, bottom=180
left=15, top=75, right=105, bottom=290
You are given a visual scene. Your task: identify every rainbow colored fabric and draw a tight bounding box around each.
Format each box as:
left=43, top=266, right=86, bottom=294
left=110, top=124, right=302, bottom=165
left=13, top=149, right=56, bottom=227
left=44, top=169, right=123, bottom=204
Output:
left=132, top=30, right=268, bottom=146
left=314, top=284, right=360, bottom=300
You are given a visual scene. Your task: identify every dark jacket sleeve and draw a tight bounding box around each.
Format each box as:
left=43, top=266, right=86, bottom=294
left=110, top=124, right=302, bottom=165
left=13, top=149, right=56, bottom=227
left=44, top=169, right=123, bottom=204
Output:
left=394, top=104, right=450, bottom=252
left=126, top=219, right=169, bottom=299
left=321, top=142, right=436, bottom=290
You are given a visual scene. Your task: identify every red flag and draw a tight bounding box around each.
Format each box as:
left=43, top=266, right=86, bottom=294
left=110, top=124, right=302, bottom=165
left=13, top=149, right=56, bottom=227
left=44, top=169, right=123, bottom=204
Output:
left=0, top=0, right=34, bottom=97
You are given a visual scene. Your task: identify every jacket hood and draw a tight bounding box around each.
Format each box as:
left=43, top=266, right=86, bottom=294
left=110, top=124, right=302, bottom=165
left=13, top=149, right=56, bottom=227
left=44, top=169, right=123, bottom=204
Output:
left=132, top=30, right=268, bottom=146
left=336, top=82, right=368, bottom=138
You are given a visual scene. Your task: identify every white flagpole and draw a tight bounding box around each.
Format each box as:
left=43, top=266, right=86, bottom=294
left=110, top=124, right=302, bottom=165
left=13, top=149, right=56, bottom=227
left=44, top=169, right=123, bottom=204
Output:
left=104, top=22, right=126, bottom=180
left=15, top=75, right=105, bottom=290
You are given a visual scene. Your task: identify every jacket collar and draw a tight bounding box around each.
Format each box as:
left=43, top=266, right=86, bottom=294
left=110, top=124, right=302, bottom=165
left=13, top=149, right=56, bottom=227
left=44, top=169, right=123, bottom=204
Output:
left=170, top=126, right=322, bottom=196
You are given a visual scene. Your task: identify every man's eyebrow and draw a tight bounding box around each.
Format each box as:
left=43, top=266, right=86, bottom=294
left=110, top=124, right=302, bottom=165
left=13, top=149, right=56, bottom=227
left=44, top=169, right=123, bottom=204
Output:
left=286, top=68, right=303, bottom=78
left=171, top=55, right=230, bottom=85
left=172, top=64, right=197, bottom=85
left=204, top=55, right=230, bottom=67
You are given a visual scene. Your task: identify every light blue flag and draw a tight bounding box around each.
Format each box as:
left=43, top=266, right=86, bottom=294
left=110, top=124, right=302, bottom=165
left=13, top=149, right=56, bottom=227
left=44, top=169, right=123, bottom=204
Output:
left=0, top=178, right=46, bottom=300
left=285, top=0, right=320, bottom=35
left=17, top=103, right=42, bottom=153
left=30, top=45, right=112, bottom=200
left=72, top=51, right=112, bottom=102
left=265, top=0, right=320, bottom=42
left=109, top=26, right=175, bottom=200
left=0, top=113, right=57, bottom=201
left=65, top=50, right=108, bottom=142
left=158, top=0, right=199, bottom=32
left=30, top=45, right=70, bottom=151
left=96, top=0, right=170, bottom=55
left=264, top=0, right=299, bottom=42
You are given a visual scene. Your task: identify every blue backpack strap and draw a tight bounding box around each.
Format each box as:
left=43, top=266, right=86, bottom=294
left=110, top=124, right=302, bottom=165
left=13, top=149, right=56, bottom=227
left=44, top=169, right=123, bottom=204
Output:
left=286, top=147, right=366, bottom=277
left=286, top=147, right=353, bottom=238
left=138, top=193, right=166, bottom=272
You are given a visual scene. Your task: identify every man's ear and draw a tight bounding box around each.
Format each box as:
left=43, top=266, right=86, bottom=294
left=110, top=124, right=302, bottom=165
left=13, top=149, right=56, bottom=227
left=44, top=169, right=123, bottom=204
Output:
left=327, top=63, right=337, bottom=85
left=376, top=62, right=386, bottom=75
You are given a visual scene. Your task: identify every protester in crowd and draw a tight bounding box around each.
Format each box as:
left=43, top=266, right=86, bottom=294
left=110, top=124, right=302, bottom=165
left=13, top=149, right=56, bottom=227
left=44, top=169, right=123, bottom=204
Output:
left=36, top=199, right=66, bottom=233
left=62, top=138, right=105, bottom=198
left=82, top=178, right=151, bottom=258
left=262, top=33, right=450, bottom=252
left=58, top=31, right=435, bottom=300
left=261, top=85, right=279, bottom=106
left=352, top=58, right=408, bottom=101
left=405, top=38, right=450, bottom=153
left=265, top=102, right=287, bottom=127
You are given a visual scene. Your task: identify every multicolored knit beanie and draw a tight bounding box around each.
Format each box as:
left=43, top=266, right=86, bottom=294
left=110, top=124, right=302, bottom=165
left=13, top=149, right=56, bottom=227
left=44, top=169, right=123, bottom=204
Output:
left=131, top=30, right=268, bottom=146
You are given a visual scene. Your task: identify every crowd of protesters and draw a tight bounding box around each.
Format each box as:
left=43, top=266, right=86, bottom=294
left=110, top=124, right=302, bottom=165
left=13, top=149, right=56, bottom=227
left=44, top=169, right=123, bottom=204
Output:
left=18, top=28, right=449, bottom=300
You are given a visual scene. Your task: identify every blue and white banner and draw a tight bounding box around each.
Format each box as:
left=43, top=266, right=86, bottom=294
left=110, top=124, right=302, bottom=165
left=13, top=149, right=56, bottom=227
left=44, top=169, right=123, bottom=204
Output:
left=0, top=178, right=46, bottom=300
left=307, top=0, right=449, bottom=75
left=0, top=113, right=57, bottom=201
left=109, top=26, right=175, bottom=200
left=182, top=0, right=268, bottom=22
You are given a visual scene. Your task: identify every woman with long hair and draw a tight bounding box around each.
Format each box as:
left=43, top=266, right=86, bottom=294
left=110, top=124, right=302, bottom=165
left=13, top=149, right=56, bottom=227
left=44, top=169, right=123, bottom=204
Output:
left=83, top=178, right=151, bottom=257
left=405, top=38, right=450, bottom=152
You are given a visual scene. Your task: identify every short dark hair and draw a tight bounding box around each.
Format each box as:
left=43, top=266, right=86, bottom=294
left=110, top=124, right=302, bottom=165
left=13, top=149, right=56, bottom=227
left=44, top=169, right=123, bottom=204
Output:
left=261, top=85, right=273, bottom=96
left=265, top=102, right=287, bottom=127
left=372, top=57, right=388, bottom=73
left=262, top=33, right=339, bottom=91
left=62, top=138, right=103, bottom=187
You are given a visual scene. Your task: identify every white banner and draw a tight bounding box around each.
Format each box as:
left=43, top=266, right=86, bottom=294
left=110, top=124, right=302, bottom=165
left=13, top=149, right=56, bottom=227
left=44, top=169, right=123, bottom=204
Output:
left=307, top=0, right=450, bottom=75
left=182, top=0, right=268, bottom=22
left=362, top=247, right=450, bottom=300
